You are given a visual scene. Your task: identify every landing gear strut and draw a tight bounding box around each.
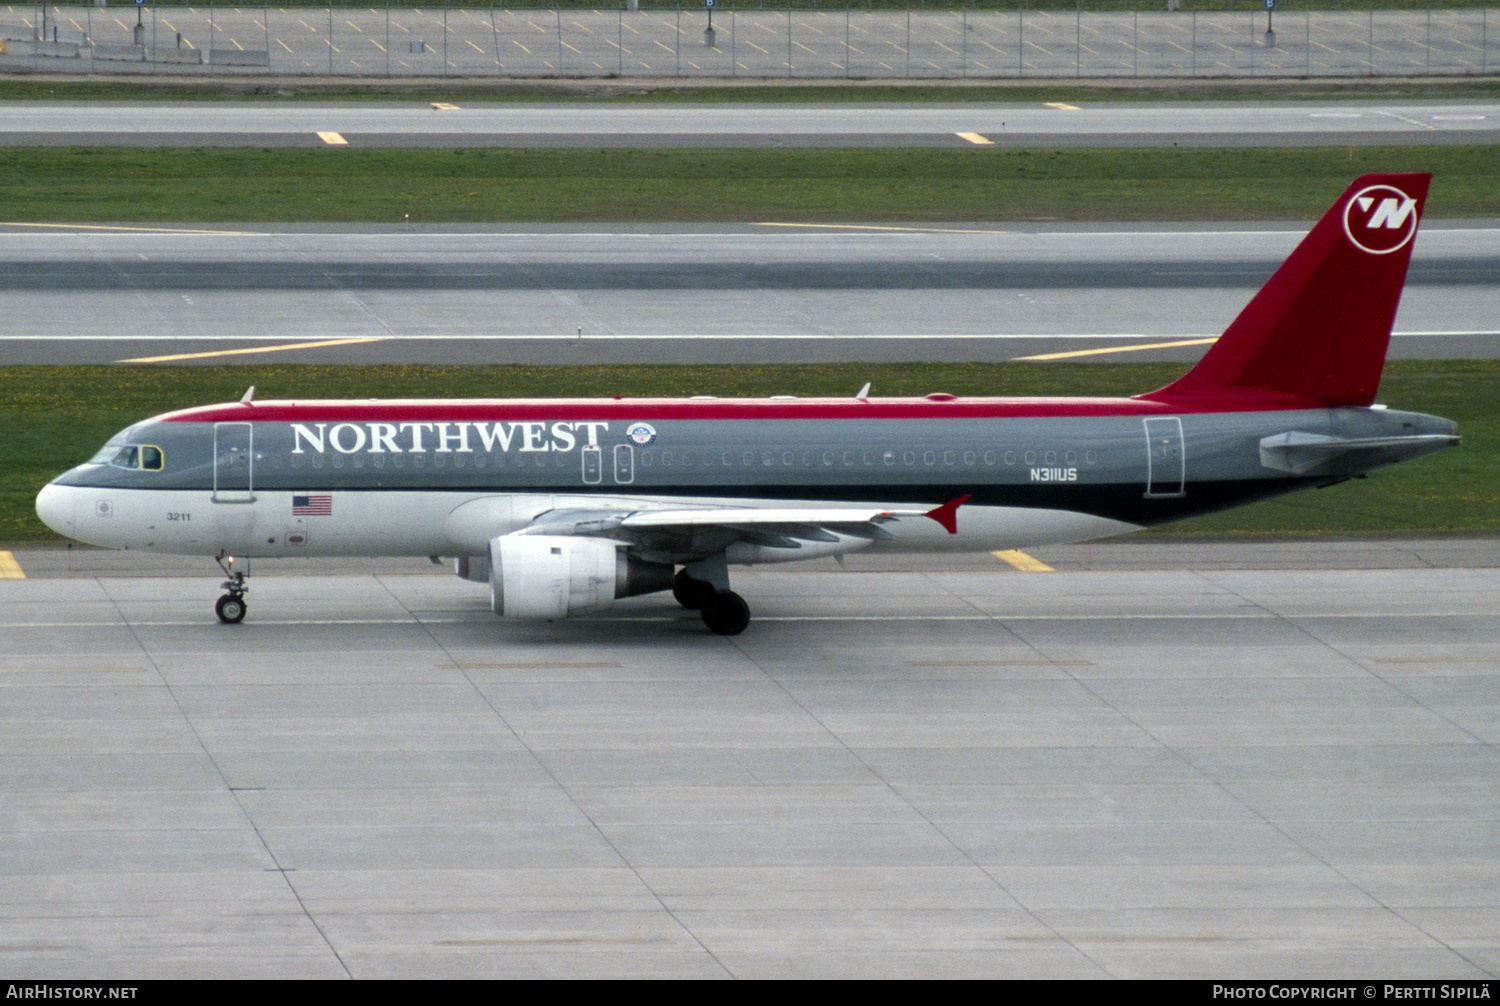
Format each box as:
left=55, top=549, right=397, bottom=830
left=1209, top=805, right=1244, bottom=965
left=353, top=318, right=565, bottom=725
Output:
left=672, top=569, right=717, bottom=611
left=214, top=555, right=248, bottom=624
left=677, top=557, right=751, bottom=635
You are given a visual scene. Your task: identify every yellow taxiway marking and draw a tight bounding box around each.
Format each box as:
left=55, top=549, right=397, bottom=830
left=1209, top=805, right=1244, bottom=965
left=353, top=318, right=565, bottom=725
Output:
left=118, top=337, right=384, bottom=364
left=455, top=662, right=623, bottom=669
left=1016, top=337, right=1217, bottom=362
left=1045, top=101, right=1080, bottom=110
left=2, top=222, right=258, bottom=235
left=0, top=552, right=25, bottom=579
left=317, top=131, right=349, bottom=146
left=993, top=549, right=1054, bottom=572
left=956, top=131, right=994, bottom=145
left=909, top=659, right=1091, bottom=667
left=758, top=222, right=1009, bottom=235
left=0, top=666, right=144, bottom=674
left=431, top=101, right=459, bottom=110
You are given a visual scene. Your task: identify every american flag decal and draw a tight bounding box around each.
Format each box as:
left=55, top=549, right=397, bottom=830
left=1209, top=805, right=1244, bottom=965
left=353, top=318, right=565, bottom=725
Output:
left=292, top=494, right=333, bottom=516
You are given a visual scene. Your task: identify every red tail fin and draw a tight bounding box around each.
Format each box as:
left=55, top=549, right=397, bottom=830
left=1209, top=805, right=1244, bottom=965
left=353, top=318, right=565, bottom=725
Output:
left=1140, top=173, right=1429, bottom=409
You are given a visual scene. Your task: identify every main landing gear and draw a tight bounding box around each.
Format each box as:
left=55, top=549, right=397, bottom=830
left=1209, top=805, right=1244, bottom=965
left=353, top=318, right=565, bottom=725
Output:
left=214, top=555, right=248, bottom=624
left=673, top=562, right=751, bottom=636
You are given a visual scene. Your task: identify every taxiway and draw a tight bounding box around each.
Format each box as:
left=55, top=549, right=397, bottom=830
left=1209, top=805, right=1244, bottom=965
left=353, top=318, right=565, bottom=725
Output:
left=1, top=542, right=1496, bottom=978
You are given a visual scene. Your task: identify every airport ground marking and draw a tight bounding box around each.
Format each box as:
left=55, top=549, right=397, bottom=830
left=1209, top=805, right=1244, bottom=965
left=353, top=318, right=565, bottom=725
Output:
left=455, top=662, right=622, bottom=669
left=757, top=222, right=1010, bottom=235
left=956, top=131, right=994, bottom=145
left=1376, top=110, right=1437, bottom=131
left=0, top=551, right=24, bottom=579
left=431, top=102, right=460, bottom=110
left=1, top=222, right=259, bottom=235
left=1045, top=102, right=1081, bottom=110
left=993, top=549, right=1054, bottom=572
left=909, top=659, right=1090, bottom=666
left=1016, top=337, right=1218, bottom=362
left=317, top=131, right=349, bottom=146
left=0, top=666, right=144, bottom=674
left=118, top=337, right=385, bottom=364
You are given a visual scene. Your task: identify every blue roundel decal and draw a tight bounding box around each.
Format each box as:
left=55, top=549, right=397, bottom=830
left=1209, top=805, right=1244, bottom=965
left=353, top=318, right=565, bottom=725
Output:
left=626, top=422, right=657, bottom=446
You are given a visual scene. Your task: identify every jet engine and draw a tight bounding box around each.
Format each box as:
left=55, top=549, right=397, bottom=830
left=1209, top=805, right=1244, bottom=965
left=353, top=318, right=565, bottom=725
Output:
left=484, top=534, right=674, bottom=620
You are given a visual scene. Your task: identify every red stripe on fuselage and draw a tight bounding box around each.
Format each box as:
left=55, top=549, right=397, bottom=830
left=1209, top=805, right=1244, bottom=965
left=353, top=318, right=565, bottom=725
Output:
left=158, top=394, right=1319, bottom=425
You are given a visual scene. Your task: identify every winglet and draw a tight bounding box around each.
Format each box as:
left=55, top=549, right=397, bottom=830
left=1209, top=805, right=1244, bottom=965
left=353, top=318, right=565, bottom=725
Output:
left=924, top=495, right=970, bottom=535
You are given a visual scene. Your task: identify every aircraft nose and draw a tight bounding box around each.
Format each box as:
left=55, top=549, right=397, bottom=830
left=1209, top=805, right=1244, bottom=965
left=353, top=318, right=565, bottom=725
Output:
left=35, top=482, right=76, bottom=539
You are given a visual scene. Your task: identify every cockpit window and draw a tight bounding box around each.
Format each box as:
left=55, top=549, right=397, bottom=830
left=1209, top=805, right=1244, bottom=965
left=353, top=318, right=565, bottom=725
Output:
left=88, top=439, right=124, bottom=465
left=96, top=444, right=165, bottom=471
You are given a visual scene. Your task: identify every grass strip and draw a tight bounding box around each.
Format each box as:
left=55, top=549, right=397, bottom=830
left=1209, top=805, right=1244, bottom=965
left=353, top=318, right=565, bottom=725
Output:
left=38, top=0, right=1500, bottom=10
left=3, top=361, right=1494, bottom=542
left=2, top=79, right=1499, bottom=104
left=3, top=146, right=1497, bottom=223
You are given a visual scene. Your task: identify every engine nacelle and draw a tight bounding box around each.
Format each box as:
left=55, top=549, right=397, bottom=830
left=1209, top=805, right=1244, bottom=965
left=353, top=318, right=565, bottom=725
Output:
left=487, top=534, right=674, bottom=620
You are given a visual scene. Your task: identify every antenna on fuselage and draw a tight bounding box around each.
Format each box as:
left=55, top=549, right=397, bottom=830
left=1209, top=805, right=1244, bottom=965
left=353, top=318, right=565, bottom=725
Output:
left=855, top=382, right=871, bottom=402
left=240, top=386, right=256, bottom=404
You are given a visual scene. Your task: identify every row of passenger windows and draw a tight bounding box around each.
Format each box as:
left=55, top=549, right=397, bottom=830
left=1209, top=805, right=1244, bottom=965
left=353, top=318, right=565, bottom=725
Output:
left=301, top=449, right=1104, bottom=473
left=641, top=448, right=1099, bottom=468
left=300, top=446, right=1101, bottom=472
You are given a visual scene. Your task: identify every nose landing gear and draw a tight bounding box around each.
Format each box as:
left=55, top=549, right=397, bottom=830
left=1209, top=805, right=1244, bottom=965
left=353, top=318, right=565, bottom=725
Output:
left=214, top=555, right=249, bottom=624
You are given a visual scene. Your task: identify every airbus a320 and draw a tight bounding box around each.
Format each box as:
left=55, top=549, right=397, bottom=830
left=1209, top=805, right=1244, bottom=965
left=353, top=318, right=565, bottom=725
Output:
left=36, top=173, right=1459, bottom=635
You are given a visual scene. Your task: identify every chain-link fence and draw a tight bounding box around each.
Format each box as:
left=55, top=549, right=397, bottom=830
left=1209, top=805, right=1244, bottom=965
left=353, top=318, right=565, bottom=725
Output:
left=0, top=4, right=1492, bottom=77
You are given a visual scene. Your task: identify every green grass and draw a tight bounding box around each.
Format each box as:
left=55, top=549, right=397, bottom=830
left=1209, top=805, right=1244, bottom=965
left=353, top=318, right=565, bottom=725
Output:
left=2, top=79, right=1499, bottom=104
left=83, top=0, right=1500, bottom=10
left=3, top=361, right=1494, bottom=542
left=3, top=147, right=1497, bottom=223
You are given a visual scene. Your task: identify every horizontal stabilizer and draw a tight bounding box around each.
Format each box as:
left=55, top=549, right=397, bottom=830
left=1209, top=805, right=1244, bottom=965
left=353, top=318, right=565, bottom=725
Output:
left=1259, top=430, right=1459, bottom=475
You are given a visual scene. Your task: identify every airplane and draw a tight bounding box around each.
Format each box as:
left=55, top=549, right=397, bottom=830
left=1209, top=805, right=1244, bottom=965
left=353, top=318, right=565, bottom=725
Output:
left=35, top=173, right=1459, bottom=635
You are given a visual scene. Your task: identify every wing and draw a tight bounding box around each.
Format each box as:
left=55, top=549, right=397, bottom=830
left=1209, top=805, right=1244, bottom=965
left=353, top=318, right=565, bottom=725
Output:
left=513, top=496, right=970, bottom=564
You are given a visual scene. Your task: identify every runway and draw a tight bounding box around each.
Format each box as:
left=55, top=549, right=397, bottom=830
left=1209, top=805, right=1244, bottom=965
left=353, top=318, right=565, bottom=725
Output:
left=0, top=99, right=1496, bottom=148
left=1, top=222, right=1495, bottom=365
left=1, top=541, right=1496, bottom=978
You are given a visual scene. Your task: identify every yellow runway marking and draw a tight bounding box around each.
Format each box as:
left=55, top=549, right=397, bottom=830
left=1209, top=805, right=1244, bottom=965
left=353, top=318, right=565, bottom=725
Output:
left=432, top=101, right=460, bottom=109
left=993, top=549, right=1054, bottom=572
left=1044, top=101, right=1080, bottom=110
left=0, top=667, right=146, bottom=674
left=1377, top=110, right=1437, bottom=130
left=118, top=338, right=384, bottom=364
left=909, top=659, right=1091, bottom=667
left=317, top=131, right=349, bottom=146
left=2, top=222, right=258, bottom=235
left=758, top=222, right=1010, bottom=235
left=0, top=552, right=25, bottom=579
left=956, top=131, right=993, bottom=145
left=1016, top=337, right=1217, bottom=362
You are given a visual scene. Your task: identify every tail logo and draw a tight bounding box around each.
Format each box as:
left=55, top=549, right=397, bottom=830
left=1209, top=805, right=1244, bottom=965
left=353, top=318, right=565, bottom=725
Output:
left=1343, top=184, right=1420, bottom=255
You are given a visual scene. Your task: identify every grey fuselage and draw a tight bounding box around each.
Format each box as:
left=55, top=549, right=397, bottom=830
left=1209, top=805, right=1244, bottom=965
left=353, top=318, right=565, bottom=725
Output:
left=37, top=397, right=1459, bottom=561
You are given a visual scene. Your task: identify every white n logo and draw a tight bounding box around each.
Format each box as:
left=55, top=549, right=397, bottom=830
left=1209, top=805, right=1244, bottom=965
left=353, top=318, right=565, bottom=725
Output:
left=1345, top=184, right=1420, bottom=255
left=1361, top=196, right=1415, bottom=230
